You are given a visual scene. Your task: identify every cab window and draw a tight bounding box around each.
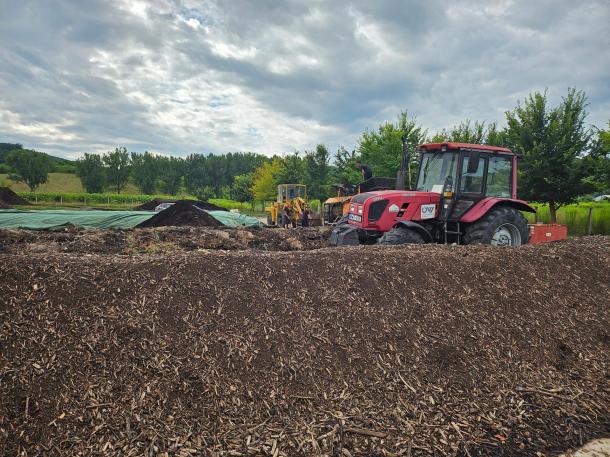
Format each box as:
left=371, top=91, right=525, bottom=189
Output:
left=460, top=155, right=485, bottom=194
left=486, top=157, right=512, bottom=197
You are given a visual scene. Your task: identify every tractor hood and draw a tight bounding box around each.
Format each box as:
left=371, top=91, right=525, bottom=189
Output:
left=347, top=190, right=441, bottom=229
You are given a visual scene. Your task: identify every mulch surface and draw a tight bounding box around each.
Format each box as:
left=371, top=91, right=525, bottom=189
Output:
left=0, top=226, right=331, bottom=254
left=134, top=199, right=227, bottom=212
left=0, top=237, right=609, bottom=456
left=0, top=187, right=29, bottom=206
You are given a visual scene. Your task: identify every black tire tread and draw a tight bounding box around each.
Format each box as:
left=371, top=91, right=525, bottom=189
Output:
left=378, top=227, right=425, bottom=245
left=463, top=206, right=529, bottom=245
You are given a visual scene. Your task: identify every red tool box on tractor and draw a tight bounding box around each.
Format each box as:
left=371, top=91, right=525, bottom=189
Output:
left=330, top=142, right=537, bottom=246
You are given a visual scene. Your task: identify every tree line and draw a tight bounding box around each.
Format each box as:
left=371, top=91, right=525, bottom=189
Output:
left=2, top=88, right=609, bottom=221
left=73, top=149, right=270, bottom=200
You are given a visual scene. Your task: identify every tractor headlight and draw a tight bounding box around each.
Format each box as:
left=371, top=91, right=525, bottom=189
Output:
left=358, top=206, right=363, bottom=214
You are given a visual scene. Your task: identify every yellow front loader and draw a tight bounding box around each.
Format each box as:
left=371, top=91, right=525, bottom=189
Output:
left=265, top=184, right=308, bottom=226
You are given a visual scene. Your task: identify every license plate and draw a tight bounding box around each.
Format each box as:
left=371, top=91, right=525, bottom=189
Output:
left=348, top=214, right=362, bottom=222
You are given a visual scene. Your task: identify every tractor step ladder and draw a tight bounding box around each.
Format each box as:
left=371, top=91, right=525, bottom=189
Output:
left=443, top=221, right=462, bottom=244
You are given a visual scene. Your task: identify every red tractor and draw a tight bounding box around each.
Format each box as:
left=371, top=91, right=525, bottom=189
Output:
left=330, top=142, right=536, bottom=246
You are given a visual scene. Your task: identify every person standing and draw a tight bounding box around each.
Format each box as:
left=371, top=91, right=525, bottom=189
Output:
left=281, top=207, right=291, bottom=228
left=355, top=160, right=373, bottom=180
left=301, top=206, right=310, bottom=227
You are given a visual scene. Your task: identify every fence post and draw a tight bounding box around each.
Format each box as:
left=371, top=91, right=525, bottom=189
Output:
left=587, top=207, right=593, bottom=235
left=35, top=195, right=38, bottom=205
left=60, top=195, right=63, bottom=205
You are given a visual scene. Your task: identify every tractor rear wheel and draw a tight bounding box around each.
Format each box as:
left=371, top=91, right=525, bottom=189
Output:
left=463, top=206, right=529, bottom=246
left=378, top=227, right=425, bottom=245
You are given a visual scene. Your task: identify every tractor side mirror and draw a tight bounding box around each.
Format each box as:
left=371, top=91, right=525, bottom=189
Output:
left=467, top=151, right=480, bottom=174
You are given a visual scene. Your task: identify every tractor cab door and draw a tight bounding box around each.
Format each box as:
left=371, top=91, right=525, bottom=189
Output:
left=278, top=185, right=287, bottom=203
left=447, top=151, right=488, bottom=220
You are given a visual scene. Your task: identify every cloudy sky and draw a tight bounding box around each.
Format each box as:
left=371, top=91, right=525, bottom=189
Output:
left=0, top=0, right=609, bottom=159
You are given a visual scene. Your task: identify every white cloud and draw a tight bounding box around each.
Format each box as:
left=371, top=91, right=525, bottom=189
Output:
left=0, top=0, right=608, bottom=158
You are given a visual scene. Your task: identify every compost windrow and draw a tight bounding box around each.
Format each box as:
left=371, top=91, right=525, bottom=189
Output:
left=134, top=199, right=226, bottom=211
left=0, top=187, right=30, bottom=206
left=136, top=201, right=224, bottom=228
left=0, top=237, right=609, bottom=456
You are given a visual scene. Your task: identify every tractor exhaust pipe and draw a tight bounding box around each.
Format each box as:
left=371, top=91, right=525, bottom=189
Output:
left=396, top=134, right=411, bottom=190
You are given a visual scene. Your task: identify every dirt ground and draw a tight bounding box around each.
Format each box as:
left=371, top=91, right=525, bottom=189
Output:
left=0, top=236, right=608, bottom=456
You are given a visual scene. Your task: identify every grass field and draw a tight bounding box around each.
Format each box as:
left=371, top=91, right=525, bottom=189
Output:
left=0, top=173, right=141, bottom=194
left=525, top=202, right=610, bottom=236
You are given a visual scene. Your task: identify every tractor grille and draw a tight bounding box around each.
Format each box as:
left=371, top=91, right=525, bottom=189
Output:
left=368, top=199, right=388, bottom=222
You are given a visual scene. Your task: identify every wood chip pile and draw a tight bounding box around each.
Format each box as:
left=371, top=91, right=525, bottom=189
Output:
left=0, top=226, right=331, bottom=254
left=1, top=237, right=609, bottom=456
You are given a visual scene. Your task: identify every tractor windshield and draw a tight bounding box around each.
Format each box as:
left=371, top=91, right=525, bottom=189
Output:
left=416, top=151, right=459, bottom=193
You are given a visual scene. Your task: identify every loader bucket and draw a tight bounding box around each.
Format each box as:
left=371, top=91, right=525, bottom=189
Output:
left=330, top=224, right=360, bottom=246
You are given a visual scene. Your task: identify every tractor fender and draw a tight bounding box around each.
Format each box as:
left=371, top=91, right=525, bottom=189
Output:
left=460, top=198, right=536, bottom=223
left=394, top=221, right=433, bottom=242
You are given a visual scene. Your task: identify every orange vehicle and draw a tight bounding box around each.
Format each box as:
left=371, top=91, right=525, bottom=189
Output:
left=322, top=178, right=395, bottom=224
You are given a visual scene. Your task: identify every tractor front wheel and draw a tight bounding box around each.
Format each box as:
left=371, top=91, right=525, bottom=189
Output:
left=378, top=227, right=425, bottom=245
left=463, top=206, right=529, bottom=246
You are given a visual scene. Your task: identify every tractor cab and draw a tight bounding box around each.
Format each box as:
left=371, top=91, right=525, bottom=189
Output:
left=330, top=143, right=536, bottom=247
left=278, top=184, right=306, bottom=203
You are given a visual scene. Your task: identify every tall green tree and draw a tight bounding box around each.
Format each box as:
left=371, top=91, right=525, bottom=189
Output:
left=358, top=111, right=427, bottom=188
left=484, top=122, right=508, bottom=147
left=7, top=149, right=52, bottom=191
left=252, top=159, right=282, bottom=201
left=430, top=121, right=507, bottom=146
left=103, top=147, right=131, bottom=194
left=588, top=120, right=610, bottom=192
left=304, top=144, right=330, bottom=200
left=331, top=146, right=361, bottom=186
left=276, top=153, right=305, bottom=183
left=158, top=156, right=184, bottom=195
left=230, top=173, right=254, bottom=203
left=131, top=151, right=159, bottom=195
left=449, top=120, right=486, bottom=143
left=76, top=153, right=106, bottom=193
left=183, top=152, right=268, bottom=198
left=506, top=88, right=593, bottom=222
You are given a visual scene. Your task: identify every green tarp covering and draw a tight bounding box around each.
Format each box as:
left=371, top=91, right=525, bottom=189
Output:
left=0, top=209, right=262, bottom=230
left=207, top=211, right=262, bottom=228
left=0, top=209, right=156, bottom=230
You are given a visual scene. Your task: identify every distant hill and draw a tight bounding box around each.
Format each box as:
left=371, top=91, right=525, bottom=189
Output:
left=0, top=143, right=75, bottom=172
left=0, top=143, right=74, bottom=164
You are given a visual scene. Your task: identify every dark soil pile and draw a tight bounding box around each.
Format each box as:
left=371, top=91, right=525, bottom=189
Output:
left=0, top=226, right=332, bottom=254
left=134, top=199, right=226, bottom=211
left=0, top=187, right=30, bottom=206
left=136, top=201, right=224, bottom=228
left=0, top=238, right=609, bottom=456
